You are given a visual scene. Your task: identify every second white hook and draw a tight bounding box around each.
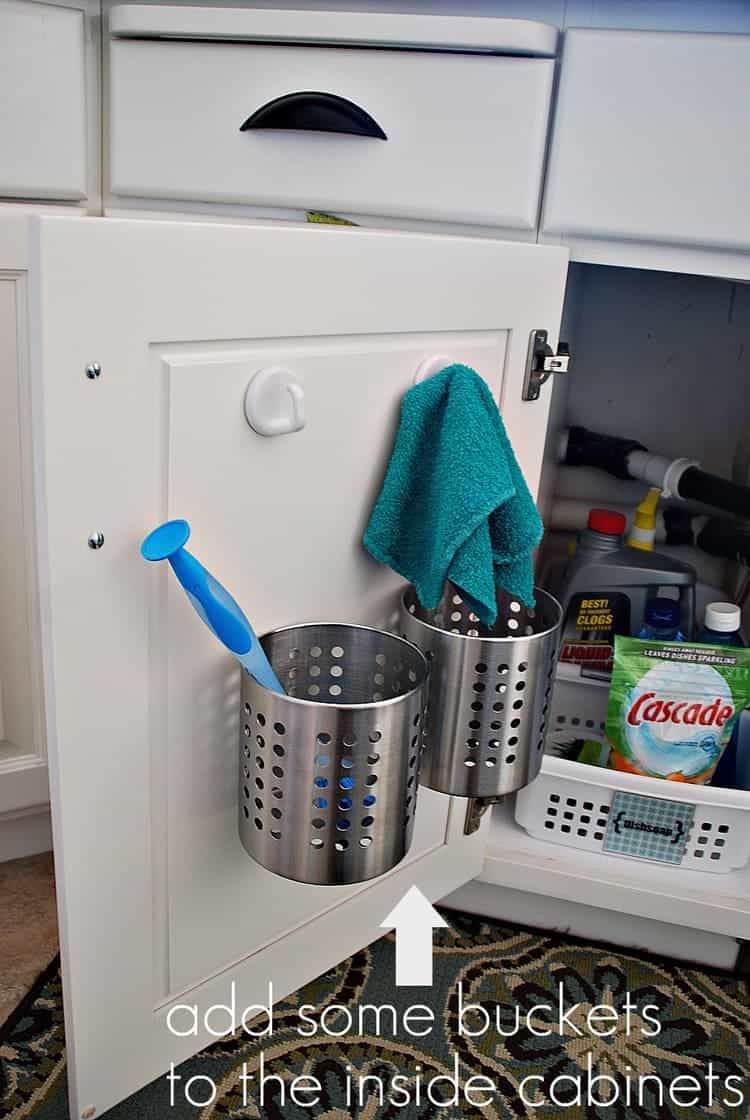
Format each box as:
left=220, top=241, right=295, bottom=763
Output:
left=413, top=354, right=455, bottom=385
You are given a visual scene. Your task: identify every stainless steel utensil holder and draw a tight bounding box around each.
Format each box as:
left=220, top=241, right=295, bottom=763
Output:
left=400, top=584, right=562, bottom=798
left=239, top=623, right=429, bottom=885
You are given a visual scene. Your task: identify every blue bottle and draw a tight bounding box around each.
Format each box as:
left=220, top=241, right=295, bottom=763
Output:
left=700, top=603, right=746, bottom=789
left=697, top=603, right=745, bottom=648
left=638, top=597, right=685, bottom=642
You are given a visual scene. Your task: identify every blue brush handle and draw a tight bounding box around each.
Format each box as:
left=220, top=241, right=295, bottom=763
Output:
left=141, top=520, right=284, bottom=694
left=170, top=550, right=284, bottom=693
left=170, top=548, right=251, bottom=654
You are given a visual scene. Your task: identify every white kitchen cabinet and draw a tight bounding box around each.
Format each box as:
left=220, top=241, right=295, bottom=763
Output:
left=103, top=8, right=750, bottom=280
left=106, top=6, right=556, bottom=234
left=0, top=261, right=48, bottom=847
left=0, top=0, right=100, bottom=208
left=541, top=28, right=750, bottom=280
left=2, top=7, right=749, bottom=1118
left=0, top=0, right=98, bottom=859
left=2, top=212, right=567, bottom=1117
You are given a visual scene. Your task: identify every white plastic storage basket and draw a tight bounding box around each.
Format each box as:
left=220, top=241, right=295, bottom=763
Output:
left=518, top=663, right=750, bottom=874
left=516, top=756, right=750, bottom=874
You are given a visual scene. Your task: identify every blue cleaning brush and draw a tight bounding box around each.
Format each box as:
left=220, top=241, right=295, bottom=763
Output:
left=140, top=519, right=284, bottom=694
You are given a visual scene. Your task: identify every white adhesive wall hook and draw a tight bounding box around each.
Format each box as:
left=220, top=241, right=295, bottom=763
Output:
left=413, top=354, right=455, bottom=385
left=244, top=366, right=306, bottom=436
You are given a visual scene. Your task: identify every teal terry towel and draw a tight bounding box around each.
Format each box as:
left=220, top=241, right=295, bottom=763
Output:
left=363, top=364, right=543, bottom=627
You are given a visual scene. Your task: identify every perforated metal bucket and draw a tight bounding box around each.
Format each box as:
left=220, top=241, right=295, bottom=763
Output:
left=239, top=624, right=429, bottom=885
left=400, top=584, right=562, bottom=798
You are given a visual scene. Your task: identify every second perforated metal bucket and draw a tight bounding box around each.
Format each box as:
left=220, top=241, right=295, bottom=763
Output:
left=240, top=624, right=429, bottom=886
left=400, top=584, right=562, bottom=798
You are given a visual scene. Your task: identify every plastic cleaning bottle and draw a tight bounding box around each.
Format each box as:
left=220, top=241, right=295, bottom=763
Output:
left=626, top=487, right=661, bottom=552
left=558, top=509, right=696, bottom=678
left=701, top=603, right=746, bottom=789
left=638, top=596, right=685, bottom=642
left=697, top=603, right=745, bottom=647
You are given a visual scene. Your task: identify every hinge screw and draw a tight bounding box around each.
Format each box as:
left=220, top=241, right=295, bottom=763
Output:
left=85, top=363, right=101, bottom=380
left=87, top=532, right=104, bottom=550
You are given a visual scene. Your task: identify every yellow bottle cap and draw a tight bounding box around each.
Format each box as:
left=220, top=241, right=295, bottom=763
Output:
left=627, top=488, right=661, bottom=551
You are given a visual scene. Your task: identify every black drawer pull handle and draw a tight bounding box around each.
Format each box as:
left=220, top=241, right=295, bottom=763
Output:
left=240, top=92, right=387, bottom=140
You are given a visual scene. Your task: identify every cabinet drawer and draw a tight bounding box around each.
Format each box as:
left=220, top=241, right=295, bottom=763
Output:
left=541, top=29, right=750, bottom=253
left=0, top=1, right=87, bottom=201
left=109, top=39, right=554, bottom=229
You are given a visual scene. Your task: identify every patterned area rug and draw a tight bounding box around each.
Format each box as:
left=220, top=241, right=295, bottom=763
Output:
left=2, top=911, right=749, bottom=1119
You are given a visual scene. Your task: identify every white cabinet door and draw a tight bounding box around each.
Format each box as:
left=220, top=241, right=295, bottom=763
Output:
left=0, top=1, right=87, bottom=201
left=17, top=214, right=567, bottom=1118
left=541, top=29, right=750, bottom=274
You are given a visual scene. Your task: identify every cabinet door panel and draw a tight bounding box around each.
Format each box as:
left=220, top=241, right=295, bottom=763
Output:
left=0, top=1, right=87, bottom=200
left=21, top=215, right=567, bottom=1117
left=161, top=332, right=505, bottom=993
left=542, top=30, right=750, bottom=253
left=0, top=275, right=47, bottom=817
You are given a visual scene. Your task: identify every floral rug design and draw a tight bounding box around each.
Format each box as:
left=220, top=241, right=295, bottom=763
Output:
left=1, top=912, right=748, bottom=1119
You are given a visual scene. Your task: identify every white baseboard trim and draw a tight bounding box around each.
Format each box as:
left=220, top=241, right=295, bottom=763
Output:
left=0, top=804, right=52, bottom=862
left=442, top=880, right=739, bottom=971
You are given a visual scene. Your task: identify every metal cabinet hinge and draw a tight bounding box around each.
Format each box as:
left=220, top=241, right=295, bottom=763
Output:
left=522, top=329, right=571, bottom=401
left=464, top=796, right=504, bottom=836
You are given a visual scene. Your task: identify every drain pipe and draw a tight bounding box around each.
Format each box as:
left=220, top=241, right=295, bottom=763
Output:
left=561, top=426, right=750, bottom=518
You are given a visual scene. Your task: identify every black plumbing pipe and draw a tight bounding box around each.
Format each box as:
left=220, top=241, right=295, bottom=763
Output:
left=662, top=507, right=695, bottom=547
left=697, top=518, right=750, bottom=566
left=563, top=425, right=750, bottom=521
left=678, top=468, right=750, bottom=520
left=564, top=425, right=646, bottom=480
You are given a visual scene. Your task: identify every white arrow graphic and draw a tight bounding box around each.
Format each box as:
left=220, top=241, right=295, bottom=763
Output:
left=380, top=886, right=449, bottom=987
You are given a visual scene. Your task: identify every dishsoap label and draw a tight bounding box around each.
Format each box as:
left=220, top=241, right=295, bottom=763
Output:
left=559, top=592, right=631, bottom=677
left=604, top=791, right=694, bottom=864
